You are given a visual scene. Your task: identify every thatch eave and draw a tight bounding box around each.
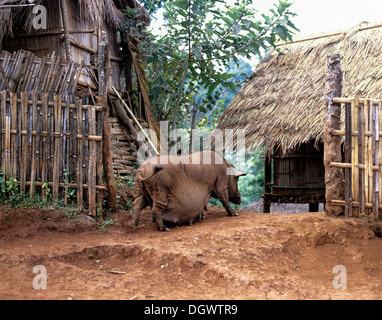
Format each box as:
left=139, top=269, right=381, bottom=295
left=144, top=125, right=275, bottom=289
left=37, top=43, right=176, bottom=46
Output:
left=0, top=0, right=149, bottom=39
left=217, top=21, right=382, bottom=156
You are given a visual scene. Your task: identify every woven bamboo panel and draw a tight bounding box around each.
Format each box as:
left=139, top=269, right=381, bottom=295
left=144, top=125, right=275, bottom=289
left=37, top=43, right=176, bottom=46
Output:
left=0, top=91, right=105, bottom=216
left=0, top=50, right=82, bottom=94
left=330, top=97, right=382, bottom=218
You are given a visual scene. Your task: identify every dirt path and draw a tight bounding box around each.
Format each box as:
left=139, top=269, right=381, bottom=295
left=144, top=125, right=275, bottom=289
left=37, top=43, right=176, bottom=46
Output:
left=0, top=206, right=381, bottom=300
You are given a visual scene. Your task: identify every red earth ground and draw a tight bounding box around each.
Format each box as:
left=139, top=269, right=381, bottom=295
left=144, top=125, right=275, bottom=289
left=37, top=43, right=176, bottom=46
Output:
left=0, top=205, right=381, bottom=300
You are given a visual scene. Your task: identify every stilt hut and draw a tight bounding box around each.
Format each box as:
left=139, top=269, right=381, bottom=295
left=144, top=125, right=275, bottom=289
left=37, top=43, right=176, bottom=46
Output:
left=0, top=0, right=157, bottom=176
left=0, top=0, right=158, bottom=213
left=216, top=21, right=382, bottom=213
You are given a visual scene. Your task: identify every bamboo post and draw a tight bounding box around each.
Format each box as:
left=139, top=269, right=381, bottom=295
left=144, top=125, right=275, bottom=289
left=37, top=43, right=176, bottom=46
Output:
left=379, top=102, right=382, bottom=217
left=76, top=97, right=83, bottom=210
left=10, top=90, right=17, bottom=178
left=372, top=102, right=379, bottom=217
left=41, top=93, right=48, bottom=201
left=0, top=91, right=5, bottom=174
left=4, top=97, right=10, bottom=177
left=324, top=54, right=344, bottom=216
left=20, top=92, right=28, bottom=194
left=52, top=94, right=62, bottom=204
left=96, top=109, right=104, bottom=216
left=88, top=106, right=97, bottom=216
left=344, top=103, right=352, bottom=217
left=359, top=99, right=365, bottom=216
left=30, top=91, right=37, bottom=199
left=367, top=100, right=373, bottom=215
left=64, top=97, right=70, bottom=205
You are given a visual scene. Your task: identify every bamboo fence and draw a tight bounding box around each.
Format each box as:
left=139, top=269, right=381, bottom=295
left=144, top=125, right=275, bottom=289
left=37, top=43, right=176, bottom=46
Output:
left=329, top=97, right=382, bottom=218
left=0, top=91, right=105, bottom=216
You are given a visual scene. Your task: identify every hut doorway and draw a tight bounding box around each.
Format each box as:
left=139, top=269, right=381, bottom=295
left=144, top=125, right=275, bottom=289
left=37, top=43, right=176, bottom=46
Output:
left=263, top=140, right=325, bottom=213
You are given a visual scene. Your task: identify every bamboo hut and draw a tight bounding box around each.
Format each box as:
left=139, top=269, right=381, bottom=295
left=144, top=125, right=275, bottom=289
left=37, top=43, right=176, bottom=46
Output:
left=0, top=0, right=155, bottom=176
left=0, top=0, right=159, bottom=213
left=216, top=21, right=382, bottom=213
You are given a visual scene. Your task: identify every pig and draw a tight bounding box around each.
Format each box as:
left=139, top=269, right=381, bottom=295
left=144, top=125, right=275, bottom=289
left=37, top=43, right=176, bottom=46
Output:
left=132, top=150, right=246, bottom=231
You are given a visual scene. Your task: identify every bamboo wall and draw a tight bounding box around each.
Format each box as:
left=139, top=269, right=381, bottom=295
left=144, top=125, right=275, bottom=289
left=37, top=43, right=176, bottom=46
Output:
left=2, top=0, right=122, bottom=91
left=272, top=141, right=325, bottom=197
left=0, top=50, right=81, bottom=94
left=329, top=97, right=382, bottom=218
left=0, top=91, right=105, bottom=216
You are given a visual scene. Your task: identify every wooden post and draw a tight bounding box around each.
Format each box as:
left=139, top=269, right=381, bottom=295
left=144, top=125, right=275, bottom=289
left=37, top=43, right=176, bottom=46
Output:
left=98, top=34, right=117, bottom=212
left=263, top=154, right=272, bottom=213
left=60, top=0, right=72, bottom=62
left=324, top=54, right=344, bottom=216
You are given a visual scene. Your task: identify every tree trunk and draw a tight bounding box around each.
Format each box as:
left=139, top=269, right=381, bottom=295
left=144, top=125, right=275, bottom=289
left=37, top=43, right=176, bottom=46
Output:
left=60, top=0, right=72, bottom=62
left=98, top=35, right=117, bottom=211
left=111, top=99, right=151, bottom=158
left=324, top=54, right=344, bottom=216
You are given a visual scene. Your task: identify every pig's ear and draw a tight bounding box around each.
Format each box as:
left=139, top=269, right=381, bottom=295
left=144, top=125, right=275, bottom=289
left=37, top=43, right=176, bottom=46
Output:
left=234, top=170, right=246, bottom=177
left=227, top=167, right=246, bottom=177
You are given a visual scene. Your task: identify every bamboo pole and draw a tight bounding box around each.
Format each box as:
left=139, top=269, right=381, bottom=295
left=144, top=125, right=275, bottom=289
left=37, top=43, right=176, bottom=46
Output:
left=372, top=102, right=379, bottom=217
left=112, top=86, right=159, bottom=156
left=4, top=95, right=10, bottom=176
left=359, top=99, right=365, bottom=216
left=30, top=92, right=37, bottom=199
left=345, top=103, right=352, bottom=217
left=364, top=101, right=373, bottom=213
left=379, top=102, right=382, bottom=217
left=20, top=92, right=28, bottom=194
left=88, top=106, right=96, bottom=216
left=41, top=93, right=48, bottom=201
left=331, top=199, right=382, bottom=210
left=52, top=94, right=62, bottom=204
left=10, top=91, right=17, bottom=178
left=0, top=91, right=5, bottom=174
left=76, top=97, right=83, bottom=210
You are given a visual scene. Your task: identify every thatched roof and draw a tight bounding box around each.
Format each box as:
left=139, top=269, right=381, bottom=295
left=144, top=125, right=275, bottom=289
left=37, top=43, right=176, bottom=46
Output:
left=0, top=0, right=149, bottom=38
left=217, top=21, right=382, bottom=155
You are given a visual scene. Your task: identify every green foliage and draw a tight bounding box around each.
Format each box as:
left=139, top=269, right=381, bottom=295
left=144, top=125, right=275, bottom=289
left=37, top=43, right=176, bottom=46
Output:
left=0, top=173, right=80, bottom=217
left=97, top=217, right=117, bottom=233
left=134, top=0, right=298, bottom=129
left=115, top=175, right=135, bottom=212
left=238, top=150, right=265, bottom=206
left=0, top=174, right=20, bottom=203
left=124, top=1, right=298, bottom=203
left=141, top=0, right=166, bottom=16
